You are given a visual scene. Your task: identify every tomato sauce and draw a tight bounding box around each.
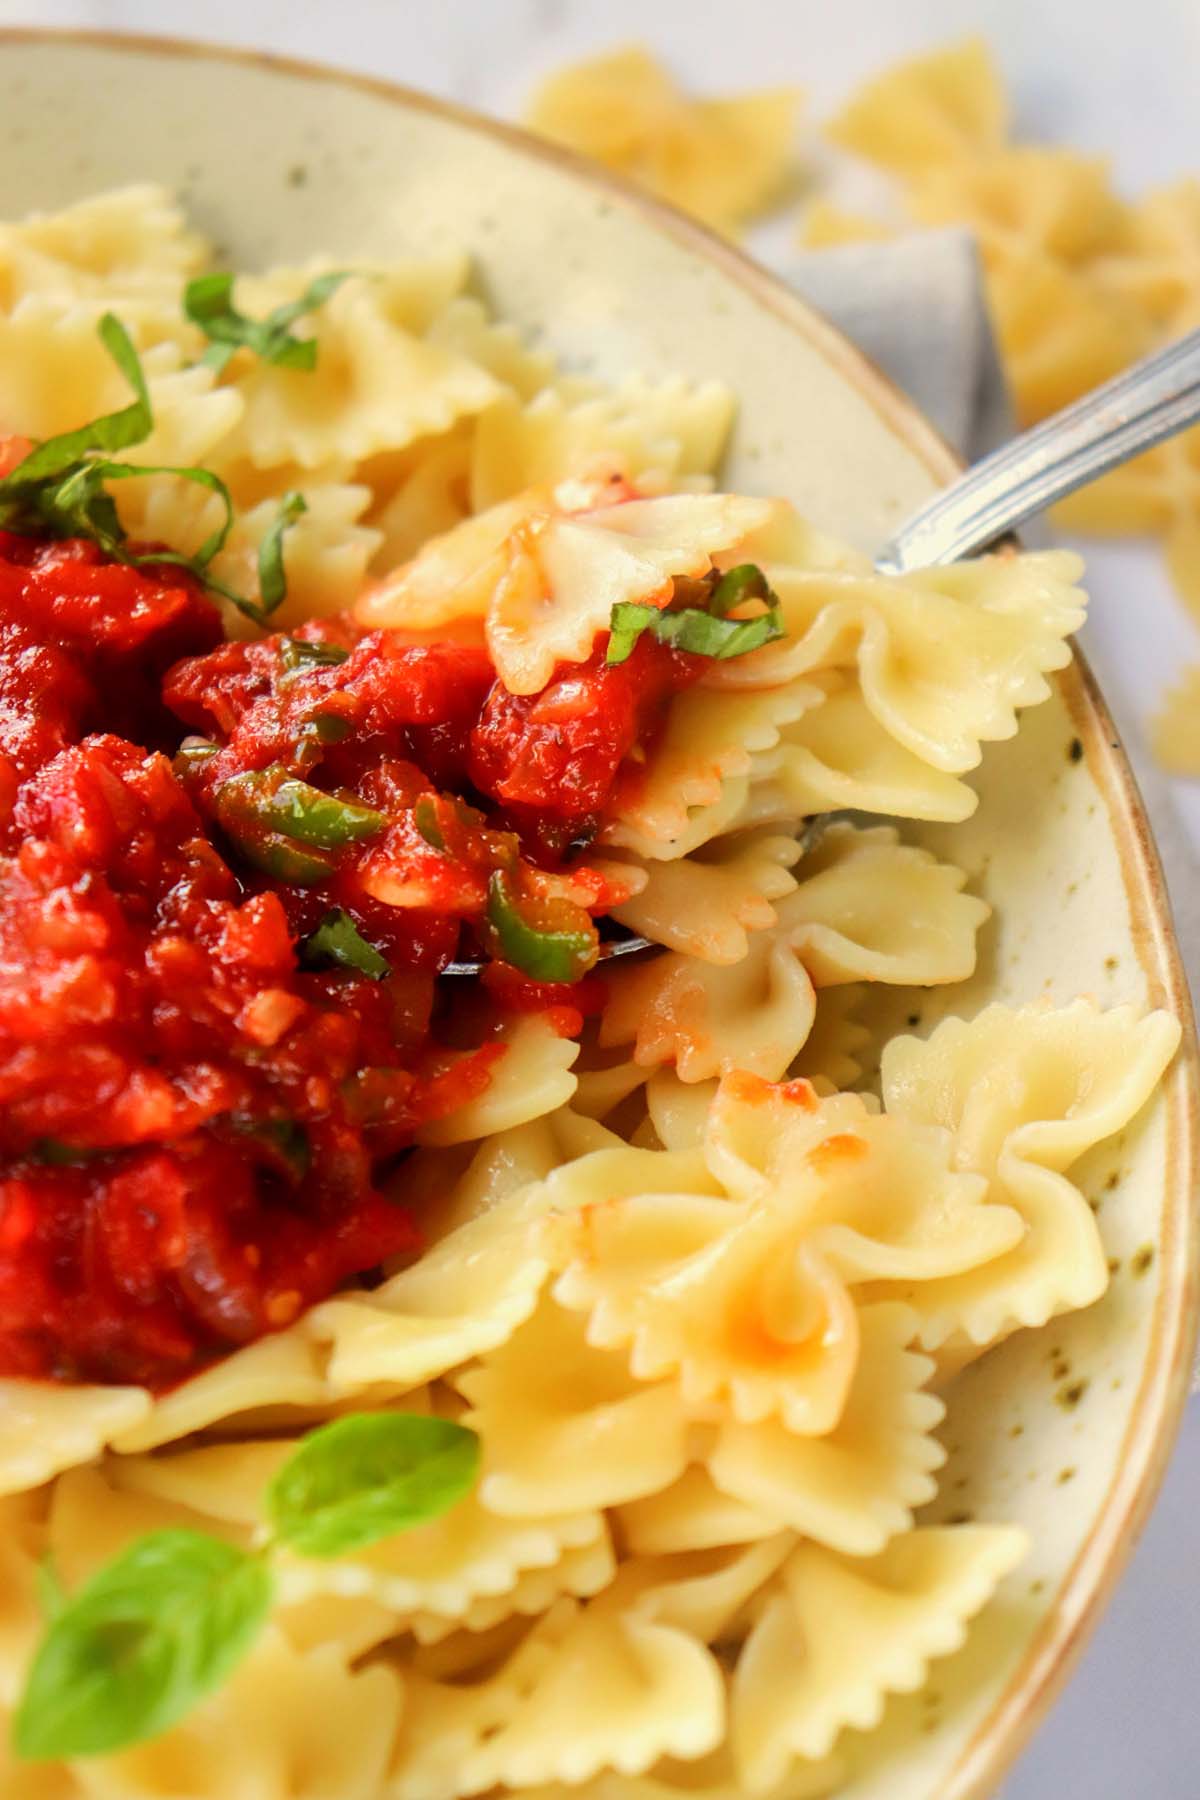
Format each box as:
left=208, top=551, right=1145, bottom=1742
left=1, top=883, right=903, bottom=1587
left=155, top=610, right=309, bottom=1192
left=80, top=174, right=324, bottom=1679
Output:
left=0, top=533, right=701, bottom=1388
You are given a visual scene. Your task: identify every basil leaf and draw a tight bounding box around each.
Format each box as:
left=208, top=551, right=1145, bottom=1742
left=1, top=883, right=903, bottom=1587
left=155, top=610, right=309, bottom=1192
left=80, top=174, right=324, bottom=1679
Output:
left=605, top=597, right=784, bottom=665
left=710, top=561, right=773, bottom=615
left=280, top=636, right=350, bottom=673
left=45, top=458, right=235, bottom=569
left=13, top=1531, right=271, bottom=1762
left=184, top=270, right=353, bottom=374
left=0, top=314, right=151, bottom=488
left=257, top=491, right=307, bottom=616
left=300, top=909, right=391, bottom=980
left=267, top=1414, right=479, bottom=1557
left=606, top=562, right=784, bottom=666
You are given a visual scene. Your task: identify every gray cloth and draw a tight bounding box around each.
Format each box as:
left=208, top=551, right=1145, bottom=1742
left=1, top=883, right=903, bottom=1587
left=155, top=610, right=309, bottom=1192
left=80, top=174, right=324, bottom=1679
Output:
left=783, top=227, right=1015, bottom=462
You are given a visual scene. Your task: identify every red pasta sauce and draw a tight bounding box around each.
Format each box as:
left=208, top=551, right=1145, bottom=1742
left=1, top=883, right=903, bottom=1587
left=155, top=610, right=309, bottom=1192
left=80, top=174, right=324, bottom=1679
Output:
left=0, top=529, right=701, bottom=1387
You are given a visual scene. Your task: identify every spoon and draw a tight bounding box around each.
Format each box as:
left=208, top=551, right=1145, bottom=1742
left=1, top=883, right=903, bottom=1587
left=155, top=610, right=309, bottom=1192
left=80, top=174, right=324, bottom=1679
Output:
left=443, top=326, right=1200, bottom=975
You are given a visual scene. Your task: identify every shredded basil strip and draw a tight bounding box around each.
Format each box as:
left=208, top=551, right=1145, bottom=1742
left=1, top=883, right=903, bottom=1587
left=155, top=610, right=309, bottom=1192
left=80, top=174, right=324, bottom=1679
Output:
left=256, top=491, right=307, bottom=616
left=184, top=269, right=354, bottom=375
left=605, top=560, right=784, bottom=667
left=0, top=313, right=151, bottom=485
left=606, top=597, right=784, bottom=665
left=0, top=313, right=303, bottom=623
left=300, top=909, right=391, bottom=980
left=710, top=561, right=773, bottom=615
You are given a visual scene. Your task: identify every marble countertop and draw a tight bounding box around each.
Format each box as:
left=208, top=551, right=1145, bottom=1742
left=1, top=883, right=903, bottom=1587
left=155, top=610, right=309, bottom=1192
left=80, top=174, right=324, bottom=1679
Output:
left=1, top=2, right=1198, bottom=1793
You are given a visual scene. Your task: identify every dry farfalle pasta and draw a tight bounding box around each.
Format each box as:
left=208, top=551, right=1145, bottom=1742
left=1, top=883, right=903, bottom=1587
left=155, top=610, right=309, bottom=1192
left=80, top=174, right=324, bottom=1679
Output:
left=524, top=46, right=800, bottom=235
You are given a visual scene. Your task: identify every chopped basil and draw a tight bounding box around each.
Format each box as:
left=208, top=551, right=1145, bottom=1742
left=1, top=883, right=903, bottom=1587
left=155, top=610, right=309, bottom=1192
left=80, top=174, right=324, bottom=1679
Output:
left=266, top=1414, right=480, bottom=1558
left=605, top=560, right=785, bottom=666
left=300, top=909, right=391, bottom=980
left=2, top=312, right=152, bottom=483
left=184, top=269, right=353, bottom=375
left=280, top=636, right=351, bottom=673
left=0, top=313, right=302, bottom=624
left=256, top=491, right=306, bottom=617
left=13, top=1412, right=478, bottom=1761
left=710, top=561, right=774, bottom=614
left=485, top=869, right=598, bottom=983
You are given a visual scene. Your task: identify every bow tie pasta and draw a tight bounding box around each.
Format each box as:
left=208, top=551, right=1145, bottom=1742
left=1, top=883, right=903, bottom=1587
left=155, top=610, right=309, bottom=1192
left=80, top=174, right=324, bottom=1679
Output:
left=0, top=185, right=1181, bottom=1800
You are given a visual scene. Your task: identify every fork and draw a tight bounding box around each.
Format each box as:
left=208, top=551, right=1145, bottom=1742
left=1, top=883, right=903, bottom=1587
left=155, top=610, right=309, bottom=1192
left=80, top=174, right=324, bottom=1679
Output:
left=443, top=326, right=1200, bottom=975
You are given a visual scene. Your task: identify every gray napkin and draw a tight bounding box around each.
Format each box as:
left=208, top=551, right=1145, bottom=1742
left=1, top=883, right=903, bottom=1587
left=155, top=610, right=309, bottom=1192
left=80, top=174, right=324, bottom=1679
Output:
left=782, top=227, right=1015, bottom=462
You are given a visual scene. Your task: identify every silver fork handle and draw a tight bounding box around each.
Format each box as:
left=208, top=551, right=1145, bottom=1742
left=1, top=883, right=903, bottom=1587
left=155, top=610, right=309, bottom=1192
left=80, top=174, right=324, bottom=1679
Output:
left=875, top=327, right=1200, bottom=575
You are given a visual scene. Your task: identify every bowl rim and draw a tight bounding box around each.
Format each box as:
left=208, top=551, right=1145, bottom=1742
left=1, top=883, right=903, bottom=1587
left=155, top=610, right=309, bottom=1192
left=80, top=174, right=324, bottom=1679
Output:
left=1, top=25, right=1197, bottom=1796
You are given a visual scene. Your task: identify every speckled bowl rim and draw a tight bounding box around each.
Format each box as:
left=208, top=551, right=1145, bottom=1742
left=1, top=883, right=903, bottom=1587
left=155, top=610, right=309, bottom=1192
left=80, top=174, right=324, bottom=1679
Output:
left=1, top=27, right=1197, bottom=1798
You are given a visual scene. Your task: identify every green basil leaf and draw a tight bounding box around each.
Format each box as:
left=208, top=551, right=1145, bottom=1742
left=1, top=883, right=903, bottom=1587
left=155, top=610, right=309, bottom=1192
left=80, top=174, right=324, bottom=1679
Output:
left=280, top=637, right=351, bottom=673
left=257, top=492, right=307, bottom=616
left=46, top=458, right=236, bottom=570
left=0, top=314, right=151, bottom=489
left=184, top=270, right=353, bottom=373
left=710, top=561, right=773, bottom=615
left=267, top=1414, right=479, bottom=1557
left=13, top=1531, right=271, bottom=1762
left=300, top=909, right=391, bottom=980
left=605, top=598, right=784, bottom=666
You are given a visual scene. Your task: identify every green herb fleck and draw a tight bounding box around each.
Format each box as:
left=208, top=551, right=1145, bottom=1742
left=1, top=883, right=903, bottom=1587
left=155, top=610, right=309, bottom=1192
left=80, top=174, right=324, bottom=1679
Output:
left=184, top=269, right=353, bottom=376
left=605, top=561, right=784, bottom=666
left=256, top=491, right=306, bottom=617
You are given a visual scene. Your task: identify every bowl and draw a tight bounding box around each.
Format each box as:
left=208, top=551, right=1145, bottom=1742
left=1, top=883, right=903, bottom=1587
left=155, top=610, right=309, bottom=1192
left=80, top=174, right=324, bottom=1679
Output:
left=0, top=28, right=1196, bottom=1798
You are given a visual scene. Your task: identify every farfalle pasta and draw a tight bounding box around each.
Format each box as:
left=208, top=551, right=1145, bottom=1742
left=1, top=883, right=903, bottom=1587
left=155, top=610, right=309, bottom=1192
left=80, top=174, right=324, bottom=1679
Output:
left=0, top=186, right=1181, bottom=1800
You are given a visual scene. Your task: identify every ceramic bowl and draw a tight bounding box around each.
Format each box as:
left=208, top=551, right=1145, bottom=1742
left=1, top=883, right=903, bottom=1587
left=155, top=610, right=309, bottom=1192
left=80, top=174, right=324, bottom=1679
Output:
left=0, top=30, right=1195, bottom=1798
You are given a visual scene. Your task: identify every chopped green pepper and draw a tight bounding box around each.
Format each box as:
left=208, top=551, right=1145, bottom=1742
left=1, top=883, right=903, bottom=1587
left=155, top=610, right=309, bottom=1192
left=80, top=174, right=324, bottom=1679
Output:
left=173, top=739, right=220, bottom=778
left=412, top=796, right=445, bottom=851
left=300, top=909, right=391, bottom=980
left=237, top=831, right=337, bottom=886
left=485, top=870, right=598, bottom=984
left=218, top=765, right=384, bottom=852
left=280, top=637, right=351, bottom=673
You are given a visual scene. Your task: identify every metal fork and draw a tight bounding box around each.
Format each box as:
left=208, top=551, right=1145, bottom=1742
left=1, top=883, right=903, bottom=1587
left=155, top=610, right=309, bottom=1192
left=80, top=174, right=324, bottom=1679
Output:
left=444, top=326, right=1200, bottom=975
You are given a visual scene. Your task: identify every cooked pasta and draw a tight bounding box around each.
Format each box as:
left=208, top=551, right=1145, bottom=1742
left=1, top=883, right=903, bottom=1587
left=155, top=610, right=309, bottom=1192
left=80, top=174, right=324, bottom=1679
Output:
left=0, top=187, right=1180, bottom=1800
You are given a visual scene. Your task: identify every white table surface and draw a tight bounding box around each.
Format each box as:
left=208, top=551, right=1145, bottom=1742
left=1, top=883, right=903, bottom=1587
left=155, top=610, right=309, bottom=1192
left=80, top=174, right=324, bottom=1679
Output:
left=2, top=2, right=1198, bottom=1793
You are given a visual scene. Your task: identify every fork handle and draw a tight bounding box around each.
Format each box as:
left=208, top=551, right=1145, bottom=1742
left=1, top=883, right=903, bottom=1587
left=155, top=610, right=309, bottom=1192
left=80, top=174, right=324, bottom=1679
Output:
left=874, top=326, right=1200, bottom=575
